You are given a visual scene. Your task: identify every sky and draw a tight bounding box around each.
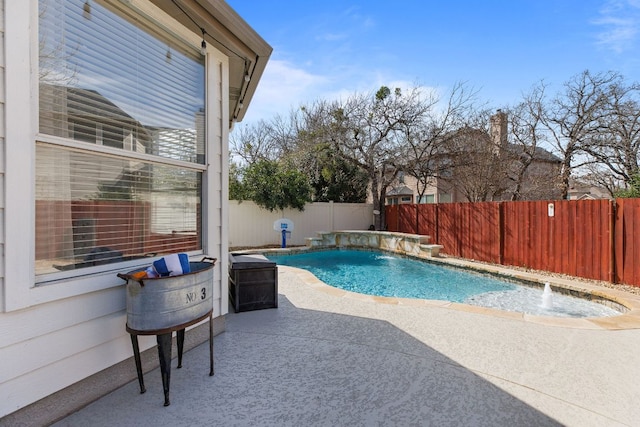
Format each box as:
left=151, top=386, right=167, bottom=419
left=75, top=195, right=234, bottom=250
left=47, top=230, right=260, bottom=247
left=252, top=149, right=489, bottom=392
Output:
left=226, top=0, right=640, bottom=127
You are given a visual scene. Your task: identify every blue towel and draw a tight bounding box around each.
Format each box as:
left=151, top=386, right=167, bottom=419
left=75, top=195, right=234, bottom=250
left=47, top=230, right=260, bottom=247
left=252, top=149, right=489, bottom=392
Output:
left=153, top=253, right=191, bottom=277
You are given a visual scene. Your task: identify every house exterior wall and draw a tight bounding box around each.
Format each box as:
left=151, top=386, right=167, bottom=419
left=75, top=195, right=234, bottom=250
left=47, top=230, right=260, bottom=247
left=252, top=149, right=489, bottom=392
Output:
left=0, top=0, right=5, bottom=316
left=514, top=159, right=563, bottom=201
left=0, top=1, right=232, bottom=418
left=567, top=181, right=612, bottom=200
left=382, top=174, right=458, bottom=205
left=380, top=111, right=562, bottom=205
left=383, top=154, right=562, bottom=204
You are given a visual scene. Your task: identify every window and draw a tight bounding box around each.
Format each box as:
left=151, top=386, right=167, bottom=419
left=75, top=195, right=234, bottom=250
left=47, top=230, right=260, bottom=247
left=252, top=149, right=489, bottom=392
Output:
left=418, top=194, right=435, bottom=204
left=36, top=0, right=206, bottom=277
left=439, top=193, right=452, bottom=203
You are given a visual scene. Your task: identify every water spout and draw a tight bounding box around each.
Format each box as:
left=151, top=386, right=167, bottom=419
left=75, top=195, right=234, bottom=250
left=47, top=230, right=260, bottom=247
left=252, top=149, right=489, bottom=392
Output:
left=541, top=282, right=554, bottom=309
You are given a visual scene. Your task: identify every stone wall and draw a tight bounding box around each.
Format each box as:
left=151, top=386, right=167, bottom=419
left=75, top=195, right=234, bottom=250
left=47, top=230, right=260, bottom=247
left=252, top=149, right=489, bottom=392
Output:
left=306, top=230, right=443, bottom=258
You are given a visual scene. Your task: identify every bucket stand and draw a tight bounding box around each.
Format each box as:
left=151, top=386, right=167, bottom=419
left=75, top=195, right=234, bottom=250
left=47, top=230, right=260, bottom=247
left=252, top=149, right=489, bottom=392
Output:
left=120, top=258, right=216, bottom=406
left=126, top=311, right=213, bottom=406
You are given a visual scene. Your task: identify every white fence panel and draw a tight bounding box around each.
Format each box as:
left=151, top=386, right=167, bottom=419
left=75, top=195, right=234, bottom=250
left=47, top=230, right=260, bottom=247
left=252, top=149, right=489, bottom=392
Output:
left=228, top=201, right=374, bottom=248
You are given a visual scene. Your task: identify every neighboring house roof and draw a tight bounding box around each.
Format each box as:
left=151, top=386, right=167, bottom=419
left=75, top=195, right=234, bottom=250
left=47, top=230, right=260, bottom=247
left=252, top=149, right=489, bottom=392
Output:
left=387, top=185, right=414, bottom=197
left=449, top=113, right=561, bottom=164
left=575, top=193, right=597, bottom=200
left=505, top=144, right=561, bottom=163
left=382, top=112, right=564, bottom=203
left=531, top=146, right=561, bottom=163
left=568, top=178, right=612, bottom=200
left=150, top=0, right=273, bottom=126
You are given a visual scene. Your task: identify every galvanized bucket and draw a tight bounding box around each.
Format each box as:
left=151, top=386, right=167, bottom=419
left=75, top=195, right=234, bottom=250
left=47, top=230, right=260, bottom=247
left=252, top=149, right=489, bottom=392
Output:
left=118, top=257, right=217, bottom=333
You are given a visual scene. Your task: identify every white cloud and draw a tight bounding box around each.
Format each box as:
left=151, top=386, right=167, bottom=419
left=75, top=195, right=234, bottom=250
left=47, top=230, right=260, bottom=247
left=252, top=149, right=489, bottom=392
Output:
left=241, top=59, right=328, bottom=123
left=240, top=60, right=414, bottom=123
left=316, top=32, right=348, bottom=42
left=240, top=60, right=442, bottom=125
left=593, top=0, right=640, bottom=53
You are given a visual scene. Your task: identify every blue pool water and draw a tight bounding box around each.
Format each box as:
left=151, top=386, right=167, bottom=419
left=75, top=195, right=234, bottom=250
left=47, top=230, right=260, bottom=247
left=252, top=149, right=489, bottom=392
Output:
left=268, top=249, right=621, bottom=318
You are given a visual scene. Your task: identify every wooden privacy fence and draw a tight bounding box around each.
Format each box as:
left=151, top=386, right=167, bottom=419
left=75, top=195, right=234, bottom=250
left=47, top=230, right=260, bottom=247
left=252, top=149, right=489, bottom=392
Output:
left=386, top=198, right=640, bottom=287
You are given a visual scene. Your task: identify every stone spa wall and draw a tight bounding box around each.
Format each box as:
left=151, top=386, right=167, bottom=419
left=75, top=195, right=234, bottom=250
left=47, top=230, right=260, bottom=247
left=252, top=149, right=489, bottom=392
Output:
left=305, top=231, right=443, bottom=258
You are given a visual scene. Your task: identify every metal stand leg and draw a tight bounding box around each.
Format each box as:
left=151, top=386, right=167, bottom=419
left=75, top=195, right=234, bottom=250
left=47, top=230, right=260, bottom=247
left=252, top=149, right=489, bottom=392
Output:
left=176, top=329, right=185, bottom=369
left=127, top=309, right=214, bottom=406
left=130, top=334, right=146, bottom=394
left=209, top=314, right=214, bottom=376
left=156, top=333, right=172, bottom=406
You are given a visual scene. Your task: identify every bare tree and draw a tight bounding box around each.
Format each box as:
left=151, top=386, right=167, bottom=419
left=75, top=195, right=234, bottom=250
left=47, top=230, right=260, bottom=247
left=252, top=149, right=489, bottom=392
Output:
left=572, top=163, right=619, bottom=198
left=268, top=112, right=302, bottom=159
left=504, top=85, right=563, bottom=201
left=537, top=71, right=618, bottom=199
left=401, top=82, right=478, bottom=203
left=582, top=77, right=640, bottom=187
left=325, top=86, right=431, bottom=229
left=446, top=119, right=511, bottom=202
left=39, top=1, right=78, bottom=85
left=425, top=106, right=517, bottom=202
left=230, top=119, right=283, bottom=164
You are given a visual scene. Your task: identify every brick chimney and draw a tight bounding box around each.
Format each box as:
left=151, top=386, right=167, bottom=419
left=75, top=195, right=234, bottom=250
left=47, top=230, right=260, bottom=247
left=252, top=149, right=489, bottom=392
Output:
left=490, top=109, right=508, bottom=154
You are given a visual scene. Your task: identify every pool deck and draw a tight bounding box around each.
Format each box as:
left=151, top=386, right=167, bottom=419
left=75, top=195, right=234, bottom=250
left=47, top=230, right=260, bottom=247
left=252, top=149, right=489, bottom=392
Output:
left=52, top=263, right=640, bottom=427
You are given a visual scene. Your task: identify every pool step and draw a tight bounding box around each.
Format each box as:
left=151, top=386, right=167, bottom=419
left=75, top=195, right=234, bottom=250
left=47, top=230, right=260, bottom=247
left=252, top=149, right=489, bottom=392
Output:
left=420, top=244, right=443, bottom=257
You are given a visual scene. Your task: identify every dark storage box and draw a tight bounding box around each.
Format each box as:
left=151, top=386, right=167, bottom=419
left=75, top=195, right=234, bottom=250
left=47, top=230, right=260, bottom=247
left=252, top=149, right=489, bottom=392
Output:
left=229, top=254, right=278, bottom=312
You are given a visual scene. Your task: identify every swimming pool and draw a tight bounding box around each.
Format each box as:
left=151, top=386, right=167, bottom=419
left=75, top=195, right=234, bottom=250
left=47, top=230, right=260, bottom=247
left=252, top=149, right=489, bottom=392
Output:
left=267, top=249, right=621, bottom=318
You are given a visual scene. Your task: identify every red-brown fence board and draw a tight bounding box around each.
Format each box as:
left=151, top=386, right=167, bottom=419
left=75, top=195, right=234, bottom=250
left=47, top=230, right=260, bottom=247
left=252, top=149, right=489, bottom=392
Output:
left=386, top=198, right=632, bottom=286
left=71, top=201, right=150, bottom=256
left=36, top=200, right=72, bottom=259
left=398, top=204, right=417, bottom=234
left=386, top=205, right=399, bottom=231
left=502, top=200, right=613, bottom=282
left=36, top=200, right=199, bottom=263
left=430, top=202, right=501, bottom=263
left=437, top=203, right=461, bottom=256
left=503, top=201, right=545, bottom=272
left=417, top=204, right=437, bottom=240
left=469, top=202, right=501, bottom=263
left=615, top=198, right=640, bottom=286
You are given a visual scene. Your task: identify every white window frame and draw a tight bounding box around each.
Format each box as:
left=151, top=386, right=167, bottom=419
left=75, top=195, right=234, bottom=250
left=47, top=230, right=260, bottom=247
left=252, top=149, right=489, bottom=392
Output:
left=4, top=0, right=229, bottom=311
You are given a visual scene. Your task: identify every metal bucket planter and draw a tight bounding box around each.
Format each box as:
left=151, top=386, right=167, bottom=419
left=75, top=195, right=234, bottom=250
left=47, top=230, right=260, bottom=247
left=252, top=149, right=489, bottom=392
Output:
left=120, top=258, right=216, bottom=333
left=118, top=257, right=217, bottom=406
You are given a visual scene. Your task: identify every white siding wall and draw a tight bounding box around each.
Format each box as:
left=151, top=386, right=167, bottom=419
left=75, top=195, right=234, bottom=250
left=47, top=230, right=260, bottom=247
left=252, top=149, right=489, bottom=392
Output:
left=229, top=201, right=374, bottom=248
left=0, top=1, right=228, bottom=418
left=0, top=0, right=5, bottom=313
left=206, top=52, right=229, bottom=317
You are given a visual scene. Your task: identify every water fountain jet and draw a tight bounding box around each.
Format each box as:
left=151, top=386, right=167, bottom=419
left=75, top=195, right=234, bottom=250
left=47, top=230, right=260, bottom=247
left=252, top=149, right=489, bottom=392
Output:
left=541, top=282, right=554, bottom=309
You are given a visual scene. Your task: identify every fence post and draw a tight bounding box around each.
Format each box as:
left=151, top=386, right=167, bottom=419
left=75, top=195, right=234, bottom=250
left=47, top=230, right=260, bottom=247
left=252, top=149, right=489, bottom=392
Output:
left=330, top=201, right=334, bottom=231
left=609, top=199, right=616, bottom=284
left=435, top=203, right=439, bottom=244
left=499, top=202, right=504, bottom=265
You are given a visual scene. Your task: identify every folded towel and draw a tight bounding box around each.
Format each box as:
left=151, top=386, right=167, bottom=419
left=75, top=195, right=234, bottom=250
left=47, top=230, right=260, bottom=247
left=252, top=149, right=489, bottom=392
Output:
left=153, top=253, right=191, bottom=277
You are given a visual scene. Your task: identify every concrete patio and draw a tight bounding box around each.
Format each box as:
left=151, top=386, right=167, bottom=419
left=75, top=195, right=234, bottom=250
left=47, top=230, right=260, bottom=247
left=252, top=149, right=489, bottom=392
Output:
left=51, top=265, right=640, bottom=427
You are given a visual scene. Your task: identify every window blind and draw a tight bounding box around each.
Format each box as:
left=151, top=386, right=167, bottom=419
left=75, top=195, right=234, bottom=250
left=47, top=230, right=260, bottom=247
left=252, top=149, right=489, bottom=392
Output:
left=37, top=0, right=206, bottom=276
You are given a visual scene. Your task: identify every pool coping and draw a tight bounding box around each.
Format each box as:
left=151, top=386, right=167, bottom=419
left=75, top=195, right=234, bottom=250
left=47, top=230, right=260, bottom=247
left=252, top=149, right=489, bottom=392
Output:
left=238, top=247, right=640, bottom=330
